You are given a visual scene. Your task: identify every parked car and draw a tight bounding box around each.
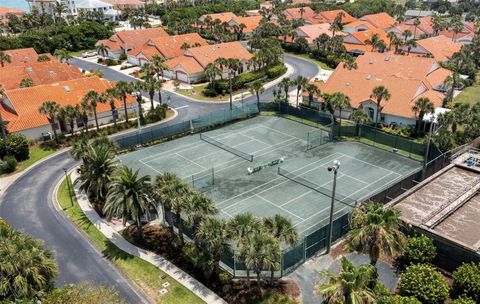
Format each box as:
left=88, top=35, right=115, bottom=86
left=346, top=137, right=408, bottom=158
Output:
left=82, top=51, right=97, bottom=58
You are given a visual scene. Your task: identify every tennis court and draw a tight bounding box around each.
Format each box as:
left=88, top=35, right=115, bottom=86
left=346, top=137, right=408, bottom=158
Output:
left=119, top=115, right=421, bottom=238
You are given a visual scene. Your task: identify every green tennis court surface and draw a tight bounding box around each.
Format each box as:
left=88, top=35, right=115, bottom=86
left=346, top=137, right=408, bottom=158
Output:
left=119, top=116, right=421, bottom=238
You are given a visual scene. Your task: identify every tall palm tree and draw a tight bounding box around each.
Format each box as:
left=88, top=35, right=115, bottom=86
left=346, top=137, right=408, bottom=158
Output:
left=226, top=58, right=242, bottom=110
left=19, top=78, right=34, bottom=88
left=345, top=202, right=405, bottom=269
left=150, top=55, right=168, bottom=81
left=402, top=29, right=412, bottom=43
left=77, top=144, right=117, bottom=210
left=143, top=75, right=159, bottom=110
left=279, top=77, right=292, bottom=102
left=227, top=213, right=261, bottom=287
left=305, top=83, right=321, bottom=107
left=196, top=216, right=229, bottom=279
left=365, top=33, right=381, bottom=52
left=349, top=110, right=371, bottom=125
left=80, top=99, right=91, bottom=135
left=104, top=166, right=152, bottom=240
left=370, top=86, right=391, bottom=126
left=96, top=43, right=110, bottom=60
left=205, top=63, right=221, bottom=88
left=318, top=257, right=376, bottom=304
left=412, top=97, right=434, bottom=134
left=294, top=76, right=308, bottom=107
left=249, top=80, right=265, bottom=110
left=185, top=191, right=217, bottom=247
left=263, top=214, right=298, bottom=247
left=327, top=92, right=351, bottom=125
left=54, top=48, right=73, bottom=64
left=114, top=81, right=132, bottom=123
left=38, top=101, right=61, bottom=141
left=0, top=86, right=8, bottom=142
left=130, top=81, right=144, bottom=122
left=83, top=90, right=101, bottom=131
left=0, top=51, right=11, bottom=67
left=387, top=32, right=397, bottom=50
left=104, top=88, right=118, bottom=129
left=61, top=104, right=80, bottom=136
left=405, top=39, right=417, bottom=55
left=412, top=18, right=421, bottom=38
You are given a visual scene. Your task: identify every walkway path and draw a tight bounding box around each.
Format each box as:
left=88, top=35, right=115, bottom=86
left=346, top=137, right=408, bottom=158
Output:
left=70, top=171, right=227, bottom=304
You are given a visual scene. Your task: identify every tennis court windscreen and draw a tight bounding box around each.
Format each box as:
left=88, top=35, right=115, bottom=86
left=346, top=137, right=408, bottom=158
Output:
left=306, top=129, right=330, bottom=150
left=277, top=167, right=356, bottom=207
left=200, top=133, right=254, bottom=162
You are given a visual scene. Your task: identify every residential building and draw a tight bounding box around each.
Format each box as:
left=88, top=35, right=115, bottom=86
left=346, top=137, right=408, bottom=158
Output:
left=343, top=28, right=389, bottom=54
left=311, top=52, right=452, bottom=126
left=409, top=35, right=463, bottom=62
left=260, top=1, right=273, bottom=10
left=27, top=0, right=77, bottom=16
left=316, top=9, right=357, bottom=24
left=101, top=0, right=144, bottom=10
left=343, top=20, right=375, bottom=33
left=386, top=153, right=480, bottom=270
left=0, top=7, right=24, bottom=25
left=359, top=12, right=396, bottom=30
left=440, top=22, right=477, bottom=45
left=0, top=76, right=135, bottom=139
left=0, top=48, right=41, bottom=67
left=164, top=41, right=253, bottom=84
left=389, top=16, right=434, bottom=40
left=227, top=15, right=263, bottom=35
left=198, top=12, right=237, bottom=24
left=97, top=28, right=169, bottom=59
left=290, top=0, right=312, bottom=5
left=76, top=0, right=120, bottom=21
left=294, top=23, right=345, bottom=44
left=283, top=7, right=324, bottom=25
left=0, top=61, right=83, bottom=90
left=127, top=33, right=208, bottom=66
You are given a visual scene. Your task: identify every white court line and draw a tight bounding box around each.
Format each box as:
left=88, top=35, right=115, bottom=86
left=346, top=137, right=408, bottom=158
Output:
left=217, top=153, right=343, bottom=208
left=139, top=159, right=162, bottom=174
left=254, top=194, right=305, bottom=221
left=174, top=105, right=189, bottom=110
left=258, top=125, right=307, bottom=142
left=338, top=152, right=402, bottom=178
left=175, top=153, right=207, bottom=170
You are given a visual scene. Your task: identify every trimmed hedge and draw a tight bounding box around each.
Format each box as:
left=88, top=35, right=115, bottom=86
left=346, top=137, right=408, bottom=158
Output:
left=0, top=155, right=17, bottom=174
left=400, top=235, right=437, bottom=266
left=0, top=133, right=30, bottom=162
left=452, top=263, right=480, bottom=302
left=452, top=296, right=476, bottom=304
left=399, top=264, right=449, bottom=304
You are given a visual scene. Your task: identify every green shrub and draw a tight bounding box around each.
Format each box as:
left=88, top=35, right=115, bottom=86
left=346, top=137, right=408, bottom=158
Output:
left=0, top=155, right=18, bottom=173
left=266, top=63, right=287, bottom=79
left=118, top=52, right=127, bottom=61
left=105, top=59, right=119, bottom=66
left=400, top=235, right=437, bottom=265
left=202, top=87, right=219, bottom=97
left=452, top=296, right=476, bottom=304
left=399, top=264, right=449, bottom=304
left=0, top=134, right=30, bottom=162
left=145, top=104, right=168, bottom=124
left=452, top=263, right=480, bottom=302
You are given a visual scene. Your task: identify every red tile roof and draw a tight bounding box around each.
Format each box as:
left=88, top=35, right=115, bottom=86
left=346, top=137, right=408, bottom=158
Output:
left=283, top=7, right=324, bottom=24
left=199, top=12, right=237, bottom=24
left=296, top=23, right=344, bottom=43
left=230, top=16, right=263, bottom=33
left=344, top=20, right=376, bottom=31
left=360, top=12, right=396, bottom=29
left=185, top=41, right=253, bottom=68
left=343, top=28, right=389, bottom=51
left=0, top=7, right=24, bottom=24
left=0, top=61, right=83, bottom=90
left=98, top=28, right=169, bottom=52
left=318, top=9, right=357, bottom=24
left=165, top=56, right=204, bottom=74
left=415, top=35, right=463, bottom=62
left=0, top=48, right=39, bottom=67
left=2, top=77, right=134, bottom=132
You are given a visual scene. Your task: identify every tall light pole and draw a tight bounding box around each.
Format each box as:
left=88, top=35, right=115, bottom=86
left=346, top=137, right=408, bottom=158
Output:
left=326, top=160, right=340, bottom=254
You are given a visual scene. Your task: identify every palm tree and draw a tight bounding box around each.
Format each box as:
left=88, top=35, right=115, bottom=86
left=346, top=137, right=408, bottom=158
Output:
left=345, top=202, right=405, bottom=269
left=370, top=86, right=391, bottom=126
left=387, top=32, right=397, bottom=50
left=114, top=81, right=132, bottom=123
left=38, top=101, right=61, bottom=141
left=349, top=110, right=371, bottom=125
left=412, top=18, right=421, bottom=38
left=196, top=216, right=229, bottom=279
left=104, top=166, right=152, bottom=240
left=391, top=36, right=403, bottom=54
left=327, top=92, right=351, bottom=125
left=205, top=63, right=221, bottom=88
left=53, top=1, right=66, bottom=22
left=77, top=144, right=117, bottom=210
left=19, top=77, right=34, bottom=88
left=365, top=33, right=380, bottom=52
left=61, top=104, right=80, bottom=136
left=143, top=75, right=160, bottom=110
left=185, top=191, right=217, bottom=247
left=305, top=83, right=321, bottom=107
left=79, top=99, right=91, bottom=135
left=279, top=77, right=292, bottom=102
left=227, top=213, right=261, bottom=287
left=249, top=80, right=265, bottom=110
left=226, top=58, right=241, bottom=110
left=402, top=29, right=412, bottom=43
left=263, top=214, right=298, bottom=247
left=96, top=43, right=110, bottom=60
left=83, top=90, right=101, bottom=131
left=0, top=51, right=11, bottom=67
left=151, top=55, right=168, bottom=81
left=405, top=39, right=417, bottom=55
left=54, top=48, right=73, bottom=64
left=412, top=97, right=434, bottom=134
left=104, top=88, right=118, bottom=129
left=294, top=76, right=308, bottom=107
left=444, top=72, right=461, bottom=104
left=318, top=257, right=376, bottom=304
left=0, top=219, right=58, bottom=300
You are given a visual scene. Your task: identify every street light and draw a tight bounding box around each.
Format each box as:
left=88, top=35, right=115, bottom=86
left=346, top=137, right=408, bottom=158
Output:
left=63, top=167, right=73, bottom=207
left=326, top=160, right=340, bottom=254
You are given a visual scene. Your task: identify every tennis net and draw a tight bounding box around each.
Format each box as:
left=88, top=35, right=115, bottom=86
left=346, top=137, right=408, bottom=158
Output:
left=277, top=167, right=356, bottom=207
left=200, top=133, right=253, bottom=162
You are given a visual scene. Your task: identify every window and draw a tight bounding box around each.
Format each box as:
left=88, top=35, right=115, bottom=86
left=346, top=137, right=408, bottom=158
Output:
left=368, top=108, right=374, bottom=120
left=76, top=118, right=85, bottom=128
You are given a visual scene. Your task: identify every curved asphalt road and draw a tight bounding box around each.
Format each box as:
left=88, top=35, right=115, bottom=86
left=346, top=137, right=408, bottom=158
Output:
left=0, top=54, right=319, bottom=303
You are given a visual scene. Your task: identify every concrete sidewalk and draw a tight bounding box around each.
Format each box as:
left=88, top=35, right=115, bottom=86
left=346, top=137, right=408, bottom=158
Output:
left=71, top=171, right=227, bottom=304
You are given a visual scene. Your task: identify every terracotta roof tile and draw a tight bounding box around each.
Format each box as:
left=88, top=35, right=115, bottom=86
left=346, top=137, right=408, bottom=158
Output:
left=415, top=35, right=463, bottom=62
left=0, top=61, right=83, bottom=90
left=318, top=9, right=357, bottom=24
left=199, top=12, right=237, bottom=23
left=360, top=12, right=396, bottom=29
left=343, top=28, right=389, bottom=51
left=0, top=7, right=24, bottom=24
left=2, top=77, right=134, bottom=132
left=165, top=56, right=204, bottom=74
left=283, top=7, right=325, bottom=24
left=0, top=48, right=39, bottom=67
left=99, top=28, right=169, bottom=52
left=185, top=41, right=252, bottom=68
left=296, top=23, right=344, bottom=43
left=230, top=16, right=263, bottom=33
left=344, top=20, right=376, bottom=31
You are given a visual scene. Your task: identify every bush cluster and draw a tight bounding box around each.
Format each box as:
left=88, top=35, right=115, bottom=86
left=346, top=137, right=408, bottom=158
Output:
left=399, top=235, right=437, bottom=266
left=399, top=264, right=449, bottom=304
left=452, top=296, right=476, bottom=304
left=452, top=263, right=480, bottom=302
left=97, top=58, right=120, bottom=66
left=145, top=104, right=168, bottom=124
left=0, top=133, right=29, bottom=162
left=0, top=155, right=17, bottom=174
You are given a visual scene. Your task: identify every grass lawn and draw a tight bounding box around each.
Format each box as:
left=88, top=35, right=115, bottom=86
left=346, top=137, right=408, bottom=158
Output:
left=57, top=176, right=204, bottom=304
left=284, top=52, right=333, bottom=71
left=454, top=75, right=480, bottom=105
left=0, top=145, right=57, bottom=177
left=69, top=49, right=94, bottom=57
left=176, top=84, right=249, bottom=102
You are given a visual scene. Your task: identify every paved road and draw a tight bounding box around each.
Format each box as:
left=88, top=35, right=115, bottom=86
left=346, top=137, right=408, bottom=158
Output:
left=0, top=54, right=319, bottom=303
left=0, top=152, right=149, bottom=303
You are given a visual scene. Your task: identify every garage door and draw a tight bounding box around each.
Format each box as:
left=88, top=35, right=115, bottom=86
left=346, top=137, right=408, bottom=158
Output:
left=176, top=71, right=189, bottom=83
